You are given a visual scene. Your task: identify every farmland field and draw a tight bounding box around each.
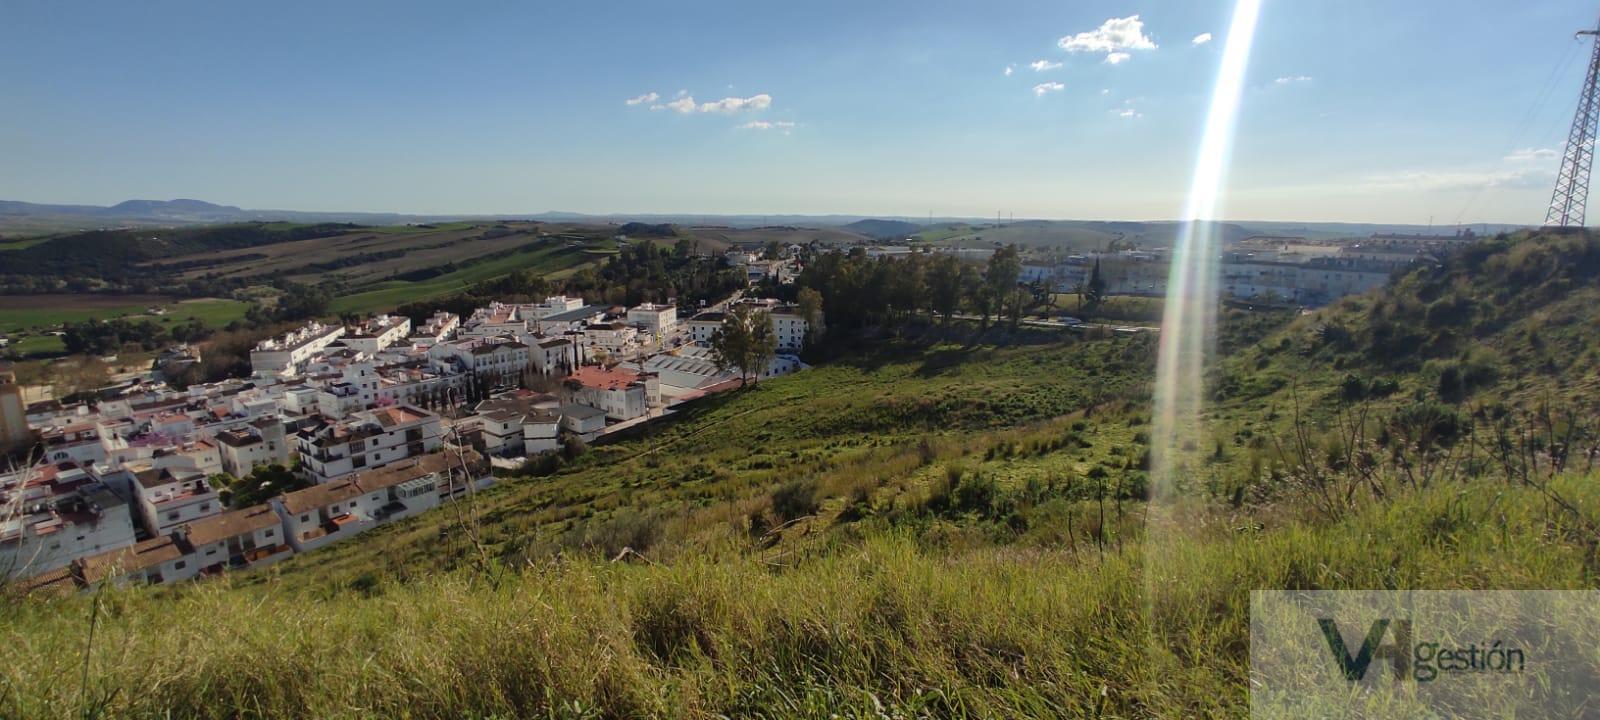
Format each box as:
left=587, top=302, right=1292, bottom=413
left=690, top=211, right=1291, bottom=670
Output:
left=0, top=295, right=249, bottom=334
left=676, top=225, right=868, bottom=250
left=326, top=239, right=603, bottom=314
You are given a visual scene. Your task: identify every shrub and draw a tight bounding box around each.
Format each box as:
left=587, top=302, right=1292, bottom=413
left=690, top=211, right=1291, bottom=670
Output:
left=769, top=479, right=819, bottom=523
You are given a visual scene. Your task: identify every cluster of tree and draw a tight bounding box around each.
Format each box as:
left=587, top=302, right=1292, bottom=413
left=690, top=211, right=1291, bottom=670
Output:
left=61, top=316, right=212, bottom=356
left=212, top=463, right=312, bottom=509
left=795, top=244, right=1056, bottom=332
left=241, top=283, right=330, bottom=328
left=564, top=239, right=745, bottom=308
left=0, top=222, right=356, bottom=294
left=393, top=240, right=744, bottom=327
left=709, top=304, right=778, bottom=386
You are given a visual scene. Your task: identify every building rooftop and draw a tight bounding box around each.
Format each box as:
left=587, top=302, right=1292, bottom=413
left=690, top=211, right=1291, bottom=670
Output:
left=566, top=365, right=647, bottom=391
left=184, top=505, right=281, bottom=547
left=278, top=450, right=482, bottom=515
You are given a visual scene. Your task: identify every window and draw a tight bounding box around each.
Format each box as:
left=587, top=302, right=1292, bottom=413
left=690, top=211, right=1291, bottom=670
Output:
left=168, top=512, right=180, bottom=521
left=199, top=503, right=210, bottom=512
left=300, top=514, right=310, bottom=523
left=174, top=561, right=186, bottom=570
left=265, top=529, right=275, bottom=537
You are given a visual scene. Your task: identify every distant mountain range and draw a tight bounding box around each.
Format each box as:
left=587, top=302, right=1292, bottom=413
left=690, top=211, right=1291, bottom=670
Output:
left=0, top=198, right=1531, bottom=239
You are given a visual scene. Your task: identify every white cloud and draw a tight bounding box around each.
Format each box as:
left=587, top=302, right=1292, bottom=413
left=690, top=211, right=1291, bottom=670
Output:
left=1504, top=147, right=1558, bottom=163
left=625, top=92, right=659, bottom=106
left=1115, top=107, right=1141, bottom=119
left=1100, top=88, right=1111, bottom=95
left=1191, top=32, right=1212, bottom=46
left=1029, top=59, right=1062, bottom=72
left=738, top=120, right=796, bottom=132
left=1004, top=63, right=1015, bottom=76
left=1033, top=81, right=1065, bottom=97
left=1059, top=15, right=1157, bottom=55
left=650, top=92, right=772, bottom=114
left=697, top=94, right=772, bottom=113
left=651, top=95, right=698, bottom=113
left=1273, top=75, right=1313, bottom=85
left=1362, top=167, right=1552, bottom=192
left=1104, top=52, right=1131, bottom=65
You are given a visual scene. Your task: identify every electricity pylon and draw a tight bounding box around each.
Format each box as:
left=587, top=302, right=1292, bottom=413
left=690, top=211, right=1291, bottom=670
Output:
left=1546, top=18, right=1600, bottom=227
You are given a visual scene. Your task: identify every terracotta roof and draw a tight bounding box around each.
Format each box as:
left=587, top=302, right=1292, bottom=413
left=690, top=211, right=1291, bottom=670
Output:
left=278, top=450, right=481, bottom=515
left=185, top=505, right=281, bottom=547
left=78, top=535, right=187, bottom=584
left=566, top=365, right=645, bottom=391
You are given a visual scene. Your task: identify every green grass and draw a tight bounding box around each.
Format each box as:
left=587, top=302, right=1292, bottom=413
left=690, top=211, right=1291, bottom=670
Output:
left=0, top=297, right=250, bottom=335
left=0, top=235, right=53, bottom=250
left=6, top=334, right=65, bottom=356
left=7, top=232, right=1600, bottom=718
left=1048, top=293, right=1164, bottom=324
left=6, top=473, right=1595, bottom=719
left=328, top=242, right=600, bottom=314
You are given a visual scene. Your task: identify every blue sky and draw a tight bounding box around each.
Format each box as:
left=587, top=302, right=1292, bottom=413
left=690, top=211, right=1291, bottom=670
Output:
left=1, top=1, right=1594, bottom=224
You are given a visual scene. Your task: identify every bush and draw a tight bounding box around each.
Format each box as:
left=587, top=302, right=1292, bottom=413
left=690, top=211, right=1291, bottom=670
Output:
left=769, top=479, right=819, bottom=523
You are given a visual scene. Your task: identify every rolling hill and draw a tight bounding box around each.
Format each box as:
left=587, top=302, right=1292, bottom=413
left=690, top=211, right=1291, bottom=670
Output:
left=5, top=231, right=1598, bottom=719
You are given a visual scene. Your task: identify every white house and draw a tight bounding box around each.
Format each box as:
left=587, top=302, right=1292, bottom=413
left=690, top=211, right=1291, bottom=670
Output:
left=272, top=450, right=484, bottom=553
left=342, top=315, right=412, bottom=354
left=250, top=323, right=346, bottom=377
left=686, top=311, right=725, bottom=344
left=558, top=403, right=607, bottom=442
left=130, top=464, right=221, bottom=537
left=626, top=303, right=677, bottom=337
left=0, top=462, right=137, bottom=580
left=564, top=366, right=659, bottom=421
left=294, top=406, right=443, bottom=484
left=213, top=418, right=290, bottom=478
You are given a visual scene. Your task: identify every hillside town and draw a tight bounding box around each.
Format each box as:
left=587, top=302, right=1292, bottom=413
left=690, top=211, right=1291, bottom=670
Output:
left=0, top=286, right=817, bottom=592
left=0, top=229, right=1456, bottom=593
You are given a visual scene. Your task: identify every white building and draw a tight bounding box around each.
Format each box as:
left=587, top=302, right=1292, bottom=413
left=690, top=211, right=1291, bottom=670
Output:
left=408, top=311, right=460, bottom=345
left=213, top=418, right=290, bottom=478
left=129, top=464, right=222, bottom=537
left=342, top=315, right=412, bottom=354
left=769, top=306, right=812, bottom=352
left=294, top=406, right=444, bottom=484
left=0, top=462, right=137, bottom=580
left=465, top=392, right=562, bottom=457
left=558, top=403, right=607, bottom=442
left=272, top=450, right=485, bottom=553
left=686, top=311, right=725, bottom=344
left=582, top=322, right=639, bottom=354
left=250, top=323, right=346, bottom=377
left=564, top=366, right=660, bottom=421
left=626, top=303, right=677, bottom=337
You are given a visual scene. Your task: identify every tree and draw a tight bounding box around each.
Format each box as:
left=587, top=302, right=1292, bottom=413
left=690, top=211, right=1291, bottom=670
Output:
left=1086, top=259, right=1107, bottom=309
left=796, top=287, right=824, bottom=345
left=710, top=304, right=777, bottom=386
left=962, top=264, right=991, bottom=329
left=986, top=245, right=1022, bottom=322
left=746, top=310, right=778, bottom=383
left=711, top=305, right=754, bottom=386
left=927, top=254, right=963, bottom=324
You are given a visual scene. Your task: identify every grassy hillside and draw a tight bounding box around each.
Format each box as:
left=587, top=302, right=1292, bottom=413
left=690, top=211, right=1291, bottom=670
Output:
left=7, top=231, right=1600, bottom=718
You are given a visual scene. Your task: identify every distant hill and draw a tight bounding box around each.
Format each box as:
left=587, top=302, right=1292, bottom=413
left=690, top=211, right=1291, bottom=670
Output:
left=616, top=222, right=678, bottom=238
left=843, top=218, right=922, bottom=239
left=99, top=198, right=244, bottom=221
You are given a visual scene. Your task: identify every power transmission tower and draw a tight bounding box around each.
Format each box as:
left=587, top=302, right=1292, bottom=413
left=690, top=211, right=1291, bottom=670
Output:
left=1546, top=18, right=1600, bottom=227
